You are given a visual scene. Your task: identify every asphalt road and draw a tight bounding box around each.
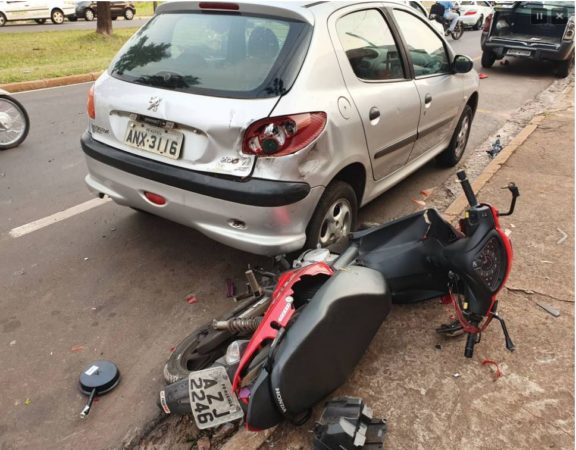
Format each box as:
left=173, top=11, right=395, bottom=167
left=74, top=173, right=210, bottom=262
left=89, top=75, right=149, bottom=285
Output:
left=0, top=29, right=560, bottom=449
left=0, top=17, right=149, bottom=33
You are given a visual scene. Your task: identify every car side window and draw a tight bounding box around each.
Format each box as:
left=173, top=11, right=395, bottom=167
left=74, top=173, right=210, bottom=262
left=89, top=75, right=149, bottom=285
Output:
left=393, top=9, right=451, bottom=77
left=336, top=9, right=405, bottom=81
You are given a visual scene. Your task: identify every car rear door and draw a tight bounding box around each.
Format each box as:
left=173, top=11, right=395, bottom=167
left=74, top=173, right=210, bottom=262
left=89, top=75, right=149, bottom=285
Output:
left=329, top=6, right=421, bottom=181
left=391, top=7, right=462, bottom=163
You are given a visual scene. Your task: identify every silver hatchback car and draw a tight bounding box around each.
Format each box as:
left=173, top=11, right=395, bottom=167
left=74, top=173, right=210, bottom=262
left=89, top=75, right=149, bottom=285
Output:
left=81, top=1, right=479, bottom=255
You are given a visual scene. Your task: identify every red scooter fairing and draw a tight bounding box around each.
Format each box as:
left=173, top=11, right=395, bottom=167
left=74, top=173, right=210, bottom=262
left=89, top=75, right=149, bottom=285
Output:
left=243, top=266, right=391, bottom=430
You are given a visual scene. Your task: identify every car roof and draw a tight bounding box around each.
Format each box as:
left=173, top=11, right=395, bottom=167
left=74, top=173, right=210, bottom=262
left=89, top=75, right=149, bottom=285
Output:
left=157, top=1, right=412, bottom=25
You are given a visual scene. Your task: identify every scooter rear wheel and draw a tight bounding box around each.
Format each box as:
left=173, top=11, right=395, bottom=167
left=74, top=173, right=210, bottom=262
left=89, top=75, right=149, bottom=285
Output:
left=0, top=95, right=30, bottom=150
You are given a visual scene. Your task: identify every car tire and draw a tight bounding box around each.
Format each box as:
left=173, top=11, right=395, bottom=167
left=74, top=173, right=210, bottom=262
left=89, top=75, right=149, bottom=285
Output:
left=0, top=12, right=7, bottom=27
left=84, top=8, right=95, bottom=21
left=436, top=105, right=473, bottom=167
left=556, top=51, right=574, bottom=78
left=67, top=16, right=77, bottom=22
left=51, top=8, right=64, bottom=24
left=112, top=16, right=117, bottom=20
left=481, top=50, right=497, bottom=68
left=35, top=18, right=47, bottom=24
left=305, top=180, right=358, bottom=252
left=473, top=15, right=484, bottom=30
left=124, top=8, right=134, bottom=20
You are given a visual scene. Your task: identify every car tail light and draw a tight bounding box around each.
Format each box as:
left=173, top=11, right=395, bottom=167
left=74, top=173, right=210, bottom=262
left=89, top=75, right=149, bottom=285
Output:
left=483, top=13, right=493, bottom=32
left=242, top=112, right=327, bottom=157
left=199, top=2, right=239, bottom=10
left=563, top=16, right=575, bottom=41
left=87, top=85, right=95, bottom=119
left=464, top=10, right=477, bottom=15
left=144, top=191, right=166, bottom=205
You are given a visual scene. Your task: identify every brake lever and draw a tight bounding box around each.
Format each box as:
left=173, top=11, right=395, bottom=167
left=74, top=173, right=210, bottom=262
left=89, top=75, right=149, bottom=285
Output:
left=498, top=182, right=519, bottom=217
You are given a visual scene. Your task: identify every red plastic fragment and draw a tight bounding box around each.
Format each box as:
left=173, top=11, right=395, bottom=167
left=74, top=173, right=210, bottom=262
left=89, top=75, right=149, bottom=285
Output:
left=482, top=359, right=503, bottom=381
left=479, top=73, right=489, bottom=79
left=185, top=294, right=198, bottom=304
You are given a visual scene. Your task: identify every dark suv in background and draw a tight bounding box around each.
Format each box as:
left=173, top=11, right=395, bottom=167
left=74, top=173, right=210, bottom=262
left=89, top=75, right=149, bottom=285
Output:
left=481, top=1, right=574, bottom=77
left=69, top=1, right=135, bottom=21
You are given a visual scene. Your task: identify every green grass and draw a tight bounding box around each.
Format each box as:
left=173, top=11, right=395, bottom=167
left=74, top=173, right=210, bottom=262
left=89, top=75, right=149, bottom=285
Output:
left=134, top=2, right=161, bottom=17
left=0, top=28, right=139, bottom=84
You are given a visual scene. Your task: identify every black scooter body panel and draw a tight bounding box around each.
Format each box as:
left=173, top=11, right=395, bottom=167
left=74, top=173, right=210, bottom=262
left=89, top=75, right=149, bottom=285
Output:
left=352, top=209, right=458, bottom=304
left=266, top=266, right=391, bottom=421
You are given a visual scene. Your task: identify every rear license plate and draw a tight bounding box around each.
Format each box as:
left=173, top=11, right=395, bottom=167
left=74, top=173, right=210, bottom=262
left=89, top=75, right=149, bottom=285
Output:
left=507, top=49, right=531, bottom=57
left=188, top=366, right=244, bottom=429
left=124, top=120, right=183, bottom=160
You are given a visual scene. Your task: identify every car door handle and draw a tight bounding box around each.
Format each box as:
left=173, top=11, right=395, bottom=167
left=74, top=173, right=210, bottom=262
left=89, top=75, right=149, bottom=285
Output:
left=369, top=107, right=380, bottom=121
left=425, top=94, right=433, bottom=105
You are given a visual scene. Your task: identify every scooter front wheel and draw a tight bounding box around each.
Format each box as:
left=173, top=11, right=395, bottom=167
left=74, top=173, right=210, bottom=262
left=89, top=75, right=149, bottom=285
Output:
left=451, top=21, right=464, bottom=40
left=0, top=95, right=30, bottom=150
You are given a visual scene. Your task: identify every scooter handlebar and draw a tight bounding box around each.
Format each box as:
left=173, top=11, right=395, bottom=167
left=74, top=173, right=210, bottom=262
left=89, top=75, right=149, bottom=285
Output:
left=457, top=171, right=478, bottom=207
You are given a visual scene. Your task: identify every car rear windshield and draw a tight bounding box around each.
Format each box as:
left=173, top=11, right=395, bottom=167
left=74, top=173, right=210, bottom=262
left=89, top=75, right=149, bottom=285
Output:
left=109, top=12, right=311, bottom=99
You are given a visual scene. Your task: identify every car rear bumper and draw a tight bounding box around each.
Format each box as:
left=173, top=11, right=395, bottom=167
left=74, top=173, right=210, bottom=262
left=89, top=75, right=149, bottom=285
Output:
left=82, top=133, right=323, bottom=256
left=482, top=40, right=574, bottom=61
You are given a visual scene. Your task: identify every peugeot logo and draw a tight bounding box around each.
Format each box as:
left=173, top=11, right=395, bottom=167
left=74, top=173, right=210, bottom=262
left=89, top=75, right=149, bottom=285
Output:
left=148, top=96, right=161, bottom=112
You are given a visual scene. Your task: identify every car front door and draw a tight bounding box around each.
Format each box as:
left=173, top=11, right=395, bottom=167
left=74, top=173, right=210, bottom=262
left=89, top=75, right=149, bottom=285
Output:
left=391, top=8, right=463, bottom=163
left=329, top=6, right=421, bottom=181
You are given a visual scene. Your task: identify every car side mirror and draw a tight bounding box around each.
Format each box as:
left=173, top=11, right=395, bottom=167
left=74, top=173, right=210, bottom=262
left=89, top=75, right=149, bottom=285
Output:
left=453, top=55, right=474, bottom=73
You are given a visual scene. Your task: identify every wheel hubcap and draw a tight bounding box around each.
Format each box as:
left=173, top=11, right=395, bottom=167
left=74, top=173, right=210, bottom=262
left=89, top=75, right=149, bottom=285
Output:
left=54, top=12, right=63, bottom=22
left=455, top=116, right=470, bottom=158
left=0, top=99, right=27, bottom=146
left=318, top=199, right=352, bottom=247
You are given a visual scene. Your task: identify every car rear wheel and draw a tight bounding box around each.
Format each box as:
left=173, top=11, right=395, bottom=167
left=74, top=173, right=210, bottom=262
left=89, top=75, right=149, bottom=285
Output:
left=481, top=50, right=497, bottom=68
left=84, top=8, right=95, bottom=21
left=436, top=105, right=473, bottom=167
left=67, top=16, right=77, bottom=22
left=473, top=15, right=484, bottom=30
left=0, top=13, right=7, bottom=27
left=305, top=181, right=358, bottom=253
left=556, top=51, right=574, bottom=78
left=124, top=8, right=134, bottom=20
left=35, top=18, right=47, bottom=24
left=51, top=8, right=64, bottom=24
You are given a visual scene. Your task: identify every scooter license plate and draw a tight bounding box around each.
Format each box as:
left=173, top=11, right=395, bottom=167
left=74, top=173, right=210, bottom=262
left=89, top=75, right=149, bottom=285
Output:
left=188, top=366, right=244, bottom=429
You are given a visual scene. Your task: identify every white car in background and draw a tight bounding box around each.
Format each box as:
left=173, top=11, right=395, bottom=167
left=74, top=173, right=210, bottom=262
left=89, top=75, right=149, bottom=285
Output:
left=457, top=0, right=494, bottom=30
left=394, top=0, right=445, bottom=33
left=0, top=0, right=75, bottom=26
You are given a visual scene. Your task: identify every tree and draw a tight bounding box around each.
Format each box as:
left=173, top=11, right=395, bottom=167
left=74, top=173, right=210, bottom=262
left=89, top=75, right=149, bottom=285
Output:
left=96, top=2, right=112, bottom=36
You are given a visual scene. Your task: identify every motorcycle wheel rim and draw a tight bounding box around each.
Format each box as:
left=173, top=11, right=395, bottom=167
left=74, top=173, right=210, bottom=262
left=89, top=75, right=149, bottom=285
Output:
left=0, top=98, right=27, bottom=147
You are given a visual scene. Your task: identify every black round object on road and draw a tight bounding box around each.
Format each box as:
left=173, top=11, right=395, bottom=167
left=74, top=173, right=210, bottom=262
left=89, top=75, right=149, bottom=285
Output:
left=79, top=360, right=120, bottom=395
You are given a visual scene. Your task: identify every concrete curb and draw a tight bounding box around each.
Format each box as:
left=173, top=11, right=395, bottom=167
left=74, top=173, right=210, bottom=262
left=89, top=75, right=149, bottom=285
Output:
left=443, top=114, right=545, bottom=222
left=0, top=71, right=102, bottom=93
left=218, top=113, right=547, bottom=450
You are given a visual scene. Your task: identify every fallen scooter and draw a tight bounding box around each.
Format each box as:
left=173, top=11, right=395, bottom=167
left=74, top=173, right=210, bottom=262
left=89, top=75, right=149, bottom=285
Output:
left=0, top=88, right=30, bottom=150
left=160, top=170, right=518, bottom=433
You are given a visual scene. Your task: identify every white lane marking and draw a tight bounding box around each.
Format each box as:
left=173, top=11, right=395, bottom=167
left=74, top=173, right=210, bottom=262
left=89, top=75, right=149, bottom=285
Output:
left=9, top=197, right=111, bottom=238
left=9, top=81, right=94, bottom=96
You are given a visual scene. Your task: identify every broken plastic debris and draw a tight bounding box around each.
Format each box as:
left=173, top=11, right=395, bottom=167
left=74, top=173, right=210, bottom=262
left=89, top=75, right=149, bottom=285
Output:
left=24, top=399, right=31, bottom=406
left=452, top=372, right=461, bottom=379
left=9, top=340, right=16, bottom=346
left=420, top=188, right=434, bottom=198
left=412, top=199, right=426, bottom=207
left=185, top=294, right=198, bottom=304
left=487, top=135, right=503, bottom=158
left=536, top=302, right=560, bottom=318
left=479, top=73, right=488, bottom=79
left=70, top=344, right=85, bottom=353
left=83, top=257, right=89, bottom=261
left=481, top=359, right=503, bottom=381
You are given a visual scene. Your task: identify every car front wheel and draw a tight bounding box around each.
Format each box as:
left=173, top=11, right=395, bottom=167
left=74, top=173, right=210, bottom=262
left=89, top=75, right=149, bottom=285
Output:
left=84, top=8, right=95, bottom=21
left=51, top=8, right=64, bottom=24
left=306, top=180, right=358, bottom=252
left=436, top=105, right=473, bottom=167
left=124, top=8, right=134, bottom=20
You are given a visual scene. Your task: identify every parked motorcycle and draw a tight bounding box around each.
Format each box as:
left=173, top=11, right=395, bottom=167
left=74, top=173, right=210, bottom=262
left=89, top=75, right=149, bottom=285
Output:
left=161, top=171, right=518, bottom=432
left=429, top=2, right=464, bottom=40
left=0, top=88, right=30, bottom=150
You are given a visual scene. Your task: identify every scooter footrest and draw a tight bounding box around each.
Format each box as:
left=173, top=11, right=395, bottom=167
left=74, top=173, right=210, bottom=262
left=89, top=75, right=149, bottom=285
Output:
left=313, top=397, right=387, bottom=449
